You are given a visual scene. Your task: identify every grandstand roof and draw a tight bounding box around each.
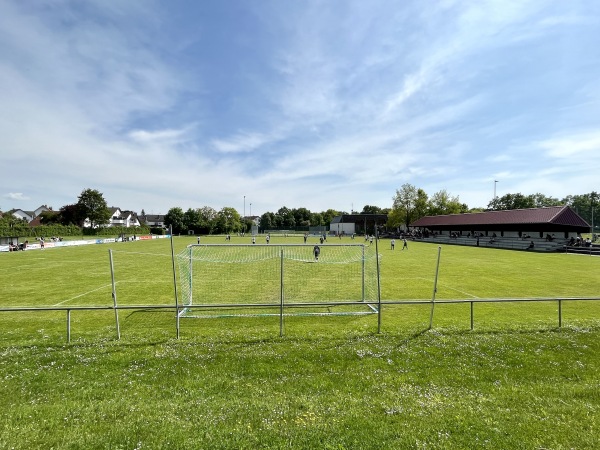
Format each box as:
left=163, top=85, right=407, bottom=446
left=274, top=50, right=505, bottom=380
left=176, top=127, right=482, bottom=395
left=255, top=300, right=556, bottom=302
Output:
left=410, top=206, right=589, bottom=232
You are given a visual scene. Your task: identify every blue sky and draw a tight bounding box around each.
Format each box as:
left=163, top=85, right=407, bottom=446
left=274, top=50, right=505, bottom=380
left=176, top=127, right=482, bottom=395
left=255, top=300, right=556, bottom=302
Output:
left=1, top=0, right=599, bottom=217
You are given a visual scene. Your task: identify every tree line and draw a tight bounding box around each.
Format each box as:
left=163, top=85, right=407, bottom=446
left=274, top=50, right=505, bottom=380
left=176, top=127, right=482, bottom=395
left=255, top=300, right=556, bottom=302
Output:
left=0, top=189, right=149, bottom=237
left=2, top=186, right=597, bottom=237
left=163, top=205, right=390, bottom=235
left=388, top=183, right=599, bottom=231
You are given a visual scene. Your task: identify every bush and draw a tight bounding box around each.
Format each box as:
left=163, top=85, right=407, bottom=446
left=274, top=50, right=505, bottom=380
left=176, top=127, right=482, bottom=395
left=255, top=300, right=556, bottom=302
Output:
left=82, top=225, right=150, bottom=237
left=0, top=224, right=82, bottom=238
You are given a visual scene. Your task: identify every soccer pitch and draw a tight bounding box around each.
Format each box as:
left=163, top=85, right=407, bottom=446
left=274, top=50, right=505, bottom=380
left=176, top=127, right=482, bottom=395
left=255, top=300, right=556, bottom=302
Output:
left=1, top=236, right=599, bottom=449
left=1, top=234, right=599, bottom=338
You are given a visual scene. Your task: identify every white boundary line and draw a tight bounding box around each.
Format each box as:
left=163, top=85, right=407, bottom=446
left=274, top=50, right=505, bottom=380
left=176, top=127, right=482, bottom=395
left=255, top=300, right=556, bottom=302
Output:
left=413, top=276, right=480, bottom=298
left=53, top=284, right=112, bottom=306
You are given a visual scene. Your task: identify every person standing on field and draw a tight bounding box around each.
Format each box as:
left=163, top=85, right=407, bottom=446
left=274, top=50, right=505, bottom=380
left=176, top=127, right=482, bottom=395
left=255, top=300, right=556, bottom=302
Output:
left=313, top=245, right=321, bottom=261
left=402, top=238, right=408, bottom=250
left=391, top=239, right=395, bottom=250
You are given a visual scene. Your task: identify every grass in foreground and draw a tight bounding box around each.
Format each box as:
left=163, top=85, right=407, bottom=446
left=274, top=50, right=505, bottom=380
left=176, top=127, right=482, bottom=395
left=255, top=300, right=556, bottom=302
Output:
left=1, top=323, right=598, bottom=449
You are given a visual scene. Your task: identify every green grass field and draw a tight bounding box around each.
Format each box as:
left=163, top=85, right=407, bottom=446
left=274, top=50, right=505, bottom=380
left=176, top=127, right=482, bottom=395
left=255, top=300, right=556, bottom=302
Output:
left=1, top=236, right=599, bottom=448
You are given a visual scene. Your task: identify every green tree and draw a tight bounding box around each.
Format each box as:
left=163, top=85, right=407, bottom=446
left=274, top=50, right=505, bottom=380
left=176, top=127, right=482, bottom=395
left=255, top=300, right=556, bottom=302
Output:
left=77, top=189, right=111, bottom=228
left=292, top=207, right=311, bottom=227
left=0, top=213, right=28, bottom=236
left=310, top=212, right=323, bottom=226
left=215, top=207, right=241, bottom=234
left=183, top=208, right=202, bottom=233
left=361, top=205, right=382, bottom=214
left=38, top=210, right=60, bottom=225
left=385, top=208, right=403, bottom=230
left=488, top=193, right=535, bottom=211
left=164, top=207, right=185, bottom=234
left=563, top=192, right=598, bottom=229
left=392, top=183, right=418, bottom=229
left=321, top=209, right=341, bottom=226
left=427, top=190, right=464, bottom=216
left=58, top=204, right=84, bottom=226
left=530, top=193, right=561, bottom=208
left=414, top=188, right=429, bottom=220
left=242, top=217, right=254, bottom=233
left=469, top=207, right=486, bottom=213
left=277, top=207, right=296, bottom=228
left=259, top=212, right=275, bottom=232
left=198, top=206, right=218, bottom=234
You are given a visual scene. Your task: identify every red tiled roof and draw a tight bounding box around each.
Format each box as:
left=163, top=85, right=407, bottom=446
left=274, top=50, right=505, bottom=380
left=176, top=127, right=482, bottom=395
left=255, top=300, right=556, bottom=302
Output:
left=411, top=206, right=590, bottom=228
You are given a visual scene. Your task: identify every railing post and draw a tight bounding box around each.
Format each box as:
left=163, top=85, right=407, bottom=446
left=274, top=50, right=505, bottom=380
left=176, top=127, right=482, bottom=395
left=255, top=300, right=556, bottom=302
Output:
left=375, top=230, right=382, bottom=334
left=558, top=299, right=562, bottom=328
left=428, top=246, right=442, bottom=330
left=280, top=248, right=284, bottom=337
left=169, top=226, right=180, bottom=339
left=109, top=249, right=121, bottom=340
left=470, top=301, right=474, bottom=330
left=66, top=309, right=71, bottom=343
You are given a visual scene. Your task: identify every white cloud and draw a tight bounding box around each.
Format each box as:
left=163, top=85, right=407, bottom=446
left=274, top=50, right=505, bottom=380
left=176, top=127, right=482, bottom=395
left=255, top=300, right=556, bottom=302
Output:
left=211, top=132, right=276, bottom=154
left=538, top=131, right=600, bottom=158
left=3, top=193, right=29, bottom=201
left=129, top=127, right=195, bottom=145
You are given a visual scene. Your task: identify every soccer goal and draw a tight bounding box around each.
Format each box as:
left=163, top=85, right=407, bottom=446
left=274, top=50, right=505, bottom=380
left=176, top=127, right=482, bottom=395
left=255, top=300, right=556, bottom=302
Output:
left=176, top=244, right=380, bottom=318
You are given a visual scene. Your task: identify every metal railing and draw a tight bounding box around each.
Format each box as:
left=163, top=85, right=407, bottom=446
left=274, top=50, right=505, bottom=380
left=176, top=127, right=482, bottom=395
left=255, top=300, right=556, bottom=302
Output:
left=1, top=296, right=599, bottom=343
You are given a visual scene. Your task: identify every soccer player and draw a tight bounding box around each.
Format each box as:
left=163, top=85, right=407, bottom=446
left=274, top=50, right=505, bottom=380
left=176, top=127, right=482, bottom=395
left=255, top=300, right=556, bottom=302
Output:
left=313, top=245, right=320, bottom=261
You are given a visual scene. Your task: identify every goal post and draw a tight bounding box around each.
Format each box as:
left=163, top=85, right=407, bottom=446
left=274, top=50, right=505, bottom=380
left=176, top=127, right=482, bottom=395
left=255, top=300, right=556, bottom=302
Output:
left=176, top=244, right=380, bottom=317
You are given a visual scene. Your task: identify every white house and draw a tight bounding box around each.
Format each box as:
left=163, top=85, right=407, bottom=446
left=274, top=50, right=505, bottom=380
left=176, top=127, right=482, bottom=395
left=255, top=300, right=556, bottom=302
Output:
left=10, top=205, right=51, bottom=223
left=140, top=214, right=166, bottom=229
left=108, top=208, right=140, bottom=227
left=83, top=207, right=141, bottom=228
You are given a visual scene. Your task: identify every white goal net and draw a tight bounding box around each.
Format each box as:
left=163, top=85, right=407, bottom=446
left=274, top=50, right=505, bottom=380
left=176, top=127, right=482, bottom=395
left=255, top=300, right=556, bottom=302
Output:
left=176, top=244, right=380, bottom=317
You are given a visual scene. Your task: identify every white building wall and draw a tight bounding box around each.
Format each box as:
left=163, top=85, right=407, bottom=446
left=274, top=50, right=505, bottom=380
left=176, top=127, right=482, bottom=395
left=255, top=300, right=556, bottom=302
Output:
left=330, top=222, right=355, bottom=235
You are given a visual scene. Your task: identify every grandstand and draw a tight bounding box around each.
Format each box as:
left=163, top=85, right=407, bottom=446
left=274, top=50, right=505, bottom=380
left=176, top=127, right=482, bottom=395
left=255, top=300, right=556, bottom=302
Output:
left=410, top=206, right=592, bottom=252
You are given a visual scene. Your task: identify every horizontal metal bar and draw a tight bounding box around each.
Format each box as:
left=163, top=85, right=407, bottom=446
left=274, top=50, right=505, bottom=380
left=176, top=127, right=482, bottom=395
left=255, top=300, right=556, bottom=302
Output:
left=189, top=243, right=367, bottom=247
left=1, top=296, right=599, bottom=313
